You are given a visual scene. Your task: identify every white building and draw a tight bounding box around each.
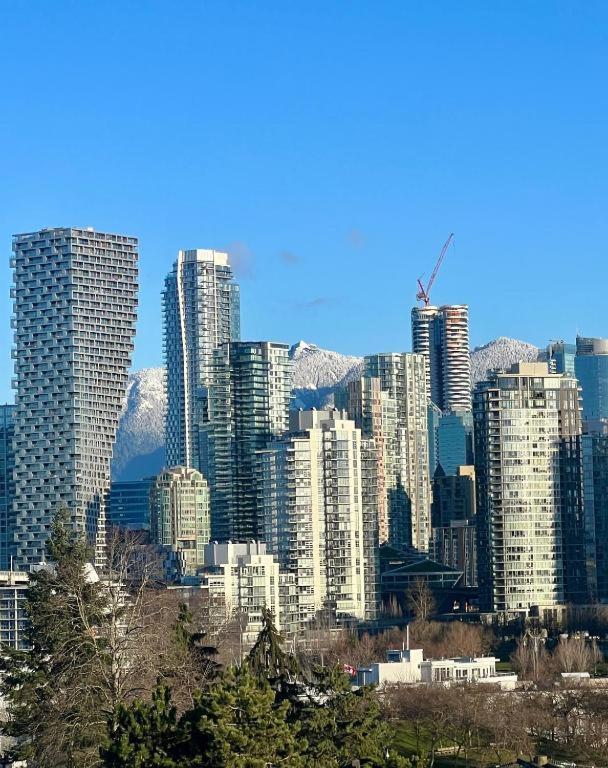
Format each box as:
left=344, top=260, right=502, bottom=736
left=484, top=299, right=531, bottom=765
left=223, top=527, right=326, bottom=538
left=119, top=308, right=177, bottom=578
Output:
left=411, top=304, right=472, bottom=412
left=356, top=647, right=517, bottom=690
left=163, top=249, right=240, bottom=470
left=258, top=409, right=367, bottom=628
left=202, top=541, right=292, bottom=646
left=12, top=228, right=138, bottom=567
left=0, top=570, right=29, bottom=649
left=474, top=362, right=585, bottom=614
left=363, top=354, right=432, bottom=551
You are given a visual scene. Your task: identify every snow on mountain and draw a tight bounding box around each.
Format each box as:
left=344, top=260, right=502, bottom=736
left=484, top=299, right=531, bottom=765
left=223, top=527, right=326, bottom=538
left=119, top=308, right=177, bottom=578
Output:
left=113, top=337, right=541, bottom=481
left=290, top=341, right=363, bottom=409
left=470, top=336, right=541, bottom=384
left=290, top=341, right=363, bottom=389
left=112, top=367, right=166, bottom=481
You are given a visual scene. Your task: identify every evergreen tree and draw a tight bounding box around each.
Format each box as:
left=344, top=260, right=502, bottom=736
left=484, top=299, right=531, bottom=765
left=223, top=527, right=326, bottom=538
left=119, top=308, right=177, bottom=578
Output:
left=173, top=601, right=220, bottom=679
left=297, top=666, right=408, bottom=768
left=0, top=509, right=110, bottom=767
left=100, top=686, right=186, bottom=768
left=245, top=608, right=299, bottom=700
left=182, top=664, right=307, bottom=768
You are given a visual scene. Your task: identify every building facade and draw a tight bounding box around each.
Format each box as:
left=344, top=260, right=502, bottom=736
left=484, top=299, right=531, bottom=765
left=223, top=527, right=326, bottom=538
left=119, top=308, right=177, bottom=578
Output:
left=364, top=353, right=431, bottom=551
left=202, top=341, right=292, bottom=542
left=0, top=405, right=15, bottom=570
left=411, top=304, right=471, bottom=412
left=12, top=228, right=138, bottom=567
left=436, top=410, right=474, bottom=476
left=474, top=362, right=585, bottom=613
left=150, top=466, right=210, bottom=576
left=582, top=432, right=608, bottom=603
left=432, top=464, right=476, bottom=528
left=202, top=541, right=291, bottom=646
left=431, top=520, right=477, bottom=587
left=108, top=477, right=155, bottom=531
left=345, top=376, right=390, bottom=543
left=258, top=410, right=367, bottom=626
left=574, top=335, right=608, bottom=429
left=546, top=340, right=576, bottom=376
left=163, top=249, right=240, bottom=470
left=0, top=569, right=29, bottom=650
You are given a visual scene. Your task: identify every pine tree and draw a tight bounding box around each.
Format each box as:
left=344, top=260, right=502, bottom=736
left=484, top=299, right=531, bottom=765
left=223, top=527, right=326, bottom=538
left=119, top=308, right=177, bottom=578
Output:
left=100, top=686, right=186, bottom=768
left=245, top=608, right=299, bottom=700
left=0, top=509, right=110, bottom=767
left=296, top=666, right=409, bottom=767
left=182, top=664, right=307, bottom=768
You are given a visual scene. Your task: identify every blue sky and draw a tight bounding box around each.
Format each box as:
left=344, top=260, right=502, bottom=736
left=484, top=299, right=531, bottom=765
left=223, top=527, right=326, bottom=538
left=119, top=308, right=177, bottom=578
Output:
left=1, top=1, right=608, bottom=402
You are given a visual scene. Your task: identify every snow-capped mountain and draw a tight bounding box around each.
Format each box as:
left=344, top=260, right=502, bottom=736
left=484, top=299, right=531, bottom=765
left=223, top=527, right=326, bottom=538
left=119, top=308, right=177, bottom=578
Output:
left=112, top=367, right=166, bottom=481
left=113, top=337, right=541, bottom=480
left=290, top=341, right=363, bottom=389
left=290, top=341, right=363, bottom=410
left=470, top=336, right=541, bottom=384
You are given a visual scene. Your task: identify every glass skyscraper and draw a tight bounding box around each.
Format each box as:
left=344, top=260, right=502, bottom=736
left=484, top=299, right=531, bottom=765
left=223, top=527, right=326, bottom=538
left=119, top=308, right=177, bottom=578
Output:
left=202, top=341, right=292, bottom=541
left=546, top=340, right=576, bottom=376
left=108, top=477, right=155, bottom=531
left=436, top=410, right=474, bottom=476
left=163, top=249, right=240, bottom=470
left=574, top=335, right=608, bottom=428
left=12, top=228, right=138, bottom=567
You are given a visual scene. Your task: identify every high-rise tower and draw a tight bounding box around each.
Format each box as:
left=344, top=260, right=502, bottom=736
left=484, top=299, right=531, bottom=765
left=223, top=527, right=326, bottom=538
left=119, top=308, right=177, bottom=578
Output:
left=163, top=249, right=240, bottom=470
left=474, top=362, right=586, bottom=614
left=150, top=466, right=210, bottom=576
left=0, top=405, right=15, bottom=570
left=411, top=304, right=471, bottom=412
left=363, top=353, right=431, bottom=551
left=12, top=228, right=138, bottom=567
left=258, top=409, right=367, bottom=626
left=574, top=335, right=608, bottom=430
left=203, top=341, right=292, bottom=541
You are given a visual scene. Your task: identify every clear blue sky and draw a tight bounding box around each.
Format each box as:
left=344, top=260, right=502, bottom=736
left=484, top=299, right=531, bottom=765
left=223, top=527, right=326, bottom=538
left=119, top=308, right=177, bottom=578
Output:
left=1, top=1, right=607, bottom=402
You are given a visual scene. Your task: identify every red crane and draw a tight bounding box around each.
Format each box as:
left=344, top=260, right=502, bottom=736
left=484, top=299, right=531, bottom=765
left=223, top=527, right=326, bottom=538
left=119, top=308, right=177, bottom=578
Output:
left=416, top=233, right=454, bottom=306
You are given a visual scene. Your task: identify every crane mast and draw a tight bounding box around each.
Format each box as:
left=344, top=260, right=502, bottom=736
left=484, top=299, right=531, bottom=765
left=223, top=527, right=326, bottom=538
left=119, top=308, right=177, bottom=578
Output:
left=416, top=233, right=454, bottom=306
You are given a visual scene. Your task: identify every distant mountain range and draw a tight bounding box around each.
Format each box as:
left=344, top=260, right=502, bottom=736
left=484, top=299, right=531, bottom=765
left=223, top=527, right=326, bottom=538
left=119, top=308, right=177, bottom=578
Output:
left=112, top=337, right=542, bottom=481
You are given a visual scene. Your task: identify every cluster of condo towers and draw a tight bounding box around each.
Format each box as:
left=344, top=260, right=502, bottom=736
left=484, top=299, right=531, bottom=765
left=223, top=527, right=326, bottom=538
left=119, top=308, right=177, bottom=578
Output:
left=7, top=227, right=603, bottom=626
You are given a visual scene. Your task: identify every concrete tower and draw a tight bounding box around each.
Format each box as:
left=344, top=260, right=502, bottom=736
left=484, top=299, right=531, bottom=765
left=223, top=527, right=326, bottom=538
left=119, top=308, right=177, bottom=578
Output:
left=12, top=228, right=138, bottom=567
left=411, top=304, right=471, bottom=412
left=474, top=362, right=586, bottom=614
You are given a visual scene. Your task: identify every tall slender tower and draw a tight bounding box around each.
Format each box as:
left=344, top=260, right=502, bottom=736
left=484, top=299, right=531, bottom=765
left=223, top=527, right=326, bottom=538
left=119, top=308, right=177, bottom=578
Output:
left=12, top=227, right=138, bottom=567
left=411, top=304, right=471, bottom=412
left=163, top=249, right=240, bottom=470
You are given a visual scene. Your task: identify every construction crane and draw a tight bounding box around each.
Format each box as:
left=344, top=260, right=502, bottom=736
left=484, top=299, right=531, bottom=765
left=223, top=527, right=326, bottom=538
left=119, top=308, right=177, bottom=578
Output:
left=416, top=233, right=454, bottom=306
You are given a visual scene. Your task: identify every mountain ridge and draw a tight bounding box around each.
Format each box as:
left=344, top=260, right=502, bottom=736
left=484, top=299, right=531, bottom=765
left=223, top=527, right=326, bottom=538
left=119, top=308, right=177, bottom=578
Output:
left=112, top=336, right=541, bottom=481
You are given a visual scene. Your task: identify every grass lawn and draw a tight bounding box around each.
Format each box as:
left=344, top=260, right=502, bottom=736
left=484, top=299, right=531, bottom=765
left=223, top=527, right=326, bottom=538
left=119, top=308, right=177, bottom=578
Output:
left=391, top=721, right=517, bottom=768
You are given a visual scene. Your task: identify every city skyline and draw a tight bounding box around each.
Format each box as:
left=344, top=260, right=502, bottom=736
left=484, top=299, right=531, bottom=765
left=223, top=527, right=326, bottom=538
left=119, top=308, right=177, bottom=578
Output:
left=3, top=3, right=608, bottom=402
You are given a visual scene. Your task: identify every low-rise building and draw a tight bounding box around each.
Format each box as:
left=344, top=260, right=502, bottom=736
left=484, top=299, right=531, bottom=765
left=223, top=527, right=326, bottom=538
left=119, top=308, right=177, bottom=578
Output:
left=201, top=541, right=295, bottom=646
left=356, top=647, right=517, bottom=690
left=0, top=570, right=28, bottom=650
